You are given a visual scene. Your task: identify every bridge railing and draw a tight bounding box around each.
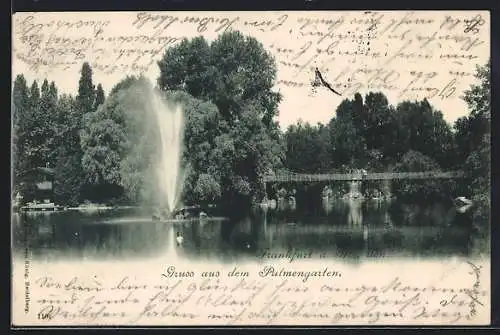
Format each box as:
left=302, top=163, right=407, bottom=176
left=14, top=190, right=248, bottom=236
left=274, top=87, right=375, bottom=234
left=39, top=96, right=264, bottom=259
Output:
left=263, top=171, right=465, bottom=182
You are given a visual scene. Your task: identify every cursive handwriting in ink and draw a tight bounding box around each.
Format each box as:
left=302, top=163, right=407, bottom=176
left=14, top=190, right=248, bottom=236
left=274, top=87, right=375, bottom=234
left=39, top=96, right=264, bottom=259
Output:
left=465, top=261, right=483, bottom=318
left=463, top=14, right=485, bottom=34
left=24, top=259, right=490, bottom=325
left=13, top=11, right=488, bottom=104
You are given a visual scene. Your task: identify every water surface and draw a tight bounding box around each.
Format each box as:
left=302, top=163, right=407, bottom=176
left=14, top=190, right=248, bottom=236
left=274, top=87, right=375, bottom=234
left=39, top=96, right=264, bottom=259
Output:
left=11, top=199, right=482, bottom=264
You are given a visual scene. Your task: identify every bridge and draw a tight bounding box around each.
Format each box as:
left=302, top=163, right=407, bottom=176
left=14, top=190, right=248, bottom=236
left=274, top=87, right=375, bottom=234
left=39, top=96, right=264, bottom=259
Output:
left=263, top=170, right=465, bottom=183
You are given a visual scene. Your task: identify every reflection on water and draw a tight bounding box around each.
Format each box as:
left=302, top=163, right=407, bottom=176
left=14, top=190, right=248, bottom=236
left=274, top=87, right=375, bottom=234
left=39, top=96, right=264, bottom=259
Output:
left=347, top=199, right=362, bottom=226
left=11, top=200, right=481, bottom=263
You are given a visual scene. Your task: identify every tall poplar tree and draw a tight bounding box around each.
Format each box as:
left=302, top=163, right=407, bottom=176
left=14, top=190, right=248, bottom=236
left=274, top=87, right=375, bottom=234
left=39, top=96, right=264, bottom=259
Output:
left=76, top=62, right=96, bottom=116
left=52, top=62, right=97, bottom=205
left=12, top=75, right=30, bottom=195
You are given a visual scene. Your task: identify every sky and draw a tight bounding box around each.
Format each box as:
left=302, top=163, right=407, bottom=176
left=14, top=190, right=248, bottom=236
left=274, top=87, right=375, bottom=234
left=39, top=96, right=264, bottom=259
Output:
left=12, top=11, right=490, bottom=129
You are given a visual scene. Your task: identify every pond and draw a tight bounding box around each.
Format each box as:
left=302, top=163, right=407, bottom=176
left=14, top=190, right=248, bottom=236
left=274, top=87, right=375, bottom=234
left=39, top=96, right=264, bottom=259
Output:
left=11, top=199, right=484, bottom=264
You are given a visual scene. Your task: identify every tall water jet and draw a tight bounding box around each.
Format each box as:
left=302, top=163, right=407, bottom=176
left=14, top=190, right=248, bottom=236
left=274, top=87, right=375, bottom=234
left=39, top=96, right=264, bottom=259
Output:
left=152, top=92, right=185, bottom=215
left=348, top=180, right=362, bottom=199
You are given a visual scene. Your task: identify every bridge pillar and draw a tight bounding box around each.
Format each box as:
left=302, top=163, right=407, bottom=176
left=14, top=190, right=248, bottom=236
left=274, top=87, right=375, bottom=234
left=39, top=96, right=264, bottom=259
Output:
left=382, top=179, right=392, bottom=198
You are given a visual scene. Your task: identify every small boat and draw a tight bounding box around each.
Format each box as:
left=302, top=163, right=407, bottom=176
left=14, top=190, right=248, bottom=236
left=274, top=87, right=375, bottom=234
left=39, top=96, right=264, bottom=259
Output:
left=453, top=196, right=473, bottom=213
left=20, top=202, right=59, bottom=212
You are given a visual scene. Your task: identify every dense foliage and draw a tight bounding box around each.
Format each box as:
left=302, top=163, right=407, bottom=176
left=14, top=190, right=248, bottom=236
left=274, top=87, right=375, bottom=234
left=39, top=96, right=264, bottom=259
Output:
left=459, top=62, right=491, bottom=233
left=157, top=31, right=284, bottom=209
left=11, top=30, right=489, bottom=227
left=282, top=62, right=490, bottom=229
left=285, top=92, right=456, bottom=174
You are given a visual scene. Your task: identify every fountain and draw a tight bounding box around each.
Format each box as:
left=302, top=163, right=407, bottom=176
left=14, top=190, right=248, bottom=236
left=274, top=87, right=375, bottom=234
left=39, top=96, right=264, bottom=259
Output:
left=151, top=91, right=185, bottom=217
left=94, top=87, right=226, bottom=225
left=347, top=180, right=363, bottom=199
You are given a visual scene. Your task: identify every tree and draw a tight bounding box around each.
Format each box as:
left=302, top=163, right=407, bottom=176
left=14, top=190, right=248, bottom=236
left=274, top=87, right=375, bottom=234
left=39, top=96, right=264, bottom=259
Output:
left=454, top=61, right=490, bottom=161
left=459, top=61, right=491, bottom=232
left=52, top=94, right=84, bottom=206
left=54, top=148, right=84, bottom=206
left=80, top=99, right=128, bottom=201
left=157, top=31, right=281, bottom=128
left=109, top=75, right=146, bottom=96
left=358, top=92, right=398, bottom=169
left=76, top=62, right=95, bottom=115
left=12, top=75, right=30, bottom=194
left=350, top=92, right=365, bottom=134
left=193, top=173, right=222, bottom=206
left=12, top=75, right=30, bottom=142
left=157, top=37, right=211, bottom=98
left=284, top=121, right=331, bottom=173
left=29, top=80, right=40, bottom=109
left=392, top=150, right=445, bottom=202
left=454, top=116, right=474, bottom=163
left=157, top=31, right=284, bottom=208
left=93, top=83, right=106, bottom=111
left=71, top=62, right=98, bottom=201
left=464, top=133, right=490, bottom=233
left=329, top=99, right=367, bottom=168
left=32, top=79, right=59, bottom=167
left=394, top=99, right=454, bottom=167
left=311, top=123, right=332, bottom=172
left=13, top=77, right=60, bottom=201
left=224, top=102, right=284, bottom=204
left=362, top=92, right=392, bottom=150
left=115, top=77, right=158, bottom=204
left=463, top=60, right=490, bottom=121
left=80, top=76, right=149, bottom=203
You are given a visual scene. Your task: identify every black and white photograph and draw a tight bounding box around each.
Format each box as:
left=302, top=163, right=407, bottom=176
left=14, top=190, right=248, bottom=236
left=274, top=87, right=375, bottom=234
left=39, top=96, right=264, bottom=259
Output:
left=11, top=10, right=491, bottom=326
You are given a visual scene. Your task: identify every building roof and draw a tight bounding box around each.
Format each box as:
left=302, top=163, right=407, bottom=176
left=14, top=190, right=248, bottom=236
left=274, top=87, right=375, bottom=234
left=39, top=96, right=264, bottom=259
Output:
left=36, top=167, right=55, bottom=175
left=20, top=167, right=56, bottom=177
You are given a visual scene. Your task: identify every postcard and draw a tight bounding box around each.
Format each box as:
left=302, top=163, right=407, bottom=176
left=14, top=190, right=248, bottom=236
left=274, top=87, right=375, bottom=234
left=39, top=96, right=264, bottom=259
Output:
left=11, top=10, right=491, bottom=326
